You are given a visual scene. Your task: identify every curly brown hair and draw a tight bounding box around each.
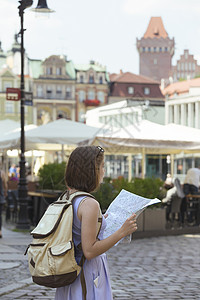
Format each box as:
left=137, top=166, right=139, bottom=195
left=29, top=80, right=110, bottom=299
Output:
left=65, top=146, right=104, bottom=192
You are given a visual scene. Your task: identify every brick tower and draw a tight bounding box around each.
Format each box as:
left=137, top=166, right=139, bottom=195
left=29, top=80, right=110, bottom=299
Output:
left=136, top=17, right=175, bottom=82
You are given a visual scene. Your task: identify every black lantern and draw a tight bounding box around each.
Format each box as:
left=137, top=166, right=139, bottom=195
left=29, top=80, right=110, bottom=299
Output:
left=31, top=0, right=55, bottom=13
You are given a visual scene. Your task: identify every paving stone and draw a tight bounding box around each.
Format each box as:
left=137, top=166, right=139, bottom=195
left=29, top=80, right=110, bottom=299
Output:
left=1, top=226, right=200, bottom=299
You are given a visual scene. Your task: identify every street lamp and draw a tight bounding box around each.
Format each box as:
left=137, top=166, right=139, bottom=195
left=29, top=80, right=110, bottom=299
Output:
left=17, top=0, right=54, bottom=229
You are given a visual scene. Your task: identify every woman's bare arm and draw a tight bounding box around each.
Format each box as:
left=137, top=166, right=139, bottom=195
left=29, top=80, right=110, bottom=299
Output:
left=78, top=197, right=137, bottom=260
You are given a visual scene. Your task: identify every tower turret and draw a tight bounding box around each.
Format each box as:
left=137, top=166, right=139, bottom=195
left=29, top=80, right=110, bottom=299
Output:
left=136, top=17, right=175, bottom=82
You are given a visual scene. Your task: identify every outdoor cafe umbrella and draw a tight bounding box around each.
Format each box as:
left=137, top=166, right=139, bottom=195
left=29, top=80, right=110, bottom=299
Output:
left=0, top=119, right=101, bottom=150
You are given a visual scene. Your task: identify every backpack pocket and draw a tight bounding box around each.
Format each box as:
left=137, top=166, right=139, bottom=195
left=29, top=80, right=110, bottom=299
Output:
left=49, top=241, right=72, bottom=256
left=27, top=243, right=48, bottom=276
left=47, top=241, right=79, bottom=275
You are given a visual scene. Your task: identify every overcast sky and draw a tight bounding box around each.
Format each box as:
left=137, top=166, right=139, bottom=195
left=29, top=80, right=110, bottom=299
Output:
left=0, top=0, right=200, bottom=74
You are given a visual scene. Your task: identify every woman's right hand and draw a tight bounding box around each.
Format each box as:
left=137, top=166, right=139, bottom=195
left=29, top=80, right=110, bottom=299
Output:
left=119, top=213, right=137, bottom=238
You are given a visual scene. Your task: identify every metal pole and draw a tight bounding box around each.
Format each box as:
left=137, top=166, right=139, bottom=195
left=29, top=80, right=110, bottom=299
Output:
left=17, top=4, right=30, bottom=229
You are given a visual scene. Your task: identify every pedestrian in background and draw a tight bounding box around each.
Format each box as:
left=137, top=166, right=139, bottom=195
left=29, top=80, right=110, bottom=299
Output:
left=0, top=168, right=7, bottom=238
left=181, top=166, right=200, bottom=224
left=55, top=146, right=137, bottom=300
left=183, top=166, right=200, bottom=195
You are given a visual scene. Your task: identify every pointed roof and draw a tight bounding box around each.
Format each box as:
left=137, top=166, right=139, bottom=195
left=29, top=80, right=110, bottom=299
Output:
left=143, top=17, right=168, bottom=39
left=109, top=71, right=160, bottom=84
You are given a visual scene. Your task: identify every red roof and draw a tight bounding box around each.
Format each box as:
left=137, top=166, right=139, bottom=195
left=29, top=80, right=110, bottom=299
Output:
left=109, top=71, right=160, bottom=84
left=143, top=17, right=168, bottom=39
left=163, top=78, right=200, bottom=97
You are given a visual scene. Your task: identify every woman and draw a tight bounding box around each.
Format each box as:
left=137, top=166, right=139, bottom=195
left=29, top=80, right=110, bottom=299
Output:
left=55, top=146, right=137, bottom=300
left=0, top=168, right=7, bottom=238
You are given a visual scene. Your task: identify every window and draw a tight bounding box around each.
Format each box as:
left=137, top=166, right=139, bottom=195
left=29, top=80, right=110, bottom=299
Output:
left=46, top=85, right=52, bottom=96
left=89, top=75, right=94, bottom=83
left=4, top=81, right=12, bottom=91
left=46, top=67, right=52, bottom=75
left=56, top=67, right=62, bottom=75
left=154, top=59, right=157, bottom=65
left=159, top=47, right=162, bottom=52
left=56, top=86, right=62, bottom=95
left=66, top=87, right=71, bottom=99
left=164, top=47, right=168, bottom=52
left=153, top=47, right=157, bottom=52
left=37, top=85, right=43, bottom=97
left=148, top=47, right=151, bottom=52
left=5, top=101, right=14, bottom=113
left=79, top=90, right=85, bottom=102
left=185, top=51, right=188, bottom=59
left=97, top=91, right=104, bottom=103
left=88, top=90, right=95, bottom=100
left=128, top=87, right=134, bottom=94
left=99, top=76, right=103, bottom=84
left=142, top=47, right=146, bottom=52
left=144, top=87, right=150, bottom=95
left=185, top=63, right=188, bottom=71
left=80, top=75, right=84, bottom=83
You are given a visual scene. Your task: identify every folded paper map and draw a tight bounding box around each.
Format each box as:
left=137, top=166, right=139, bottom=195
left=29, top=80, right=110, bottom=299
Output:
left=103, top=189, right=161, bottom=244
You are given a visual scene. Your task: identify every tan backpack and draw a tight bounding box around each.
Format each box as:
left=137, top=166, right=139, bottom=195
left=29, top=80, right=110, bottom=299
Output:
left=25, top=190, right=102, bottom=291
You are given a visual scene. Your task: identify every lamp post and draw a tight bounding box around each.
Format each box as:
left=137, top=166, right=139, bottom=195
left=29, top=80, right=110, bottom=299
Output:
left=17, top=0, right=54, bottom=229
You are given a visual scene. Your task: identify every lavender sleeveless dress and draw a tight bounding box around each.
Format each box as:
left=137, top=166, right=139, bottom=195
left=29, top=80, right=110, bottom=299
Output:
left=55, top=196, right=113, bottom=300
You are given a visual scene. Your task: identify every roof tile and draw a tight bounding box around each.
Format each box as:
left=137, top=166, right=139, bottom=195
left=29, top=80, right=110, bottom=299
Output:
left=163, top=78, right=200, bottom=97
left=109, top=71, right=160, bottom=84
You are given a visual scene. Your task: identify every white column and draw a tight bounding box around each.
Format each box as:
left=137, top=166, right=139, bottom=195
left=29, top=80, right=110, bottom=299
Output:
left=170, top=154, right=174, bottom=179
left=165, top=102, right=169, bottom=124
left=128, top=154, right=132, bottom=182
left=181, top=104, right=186, bottom=126
left=33, top=105, right=37, bottom=125
left=142, top=148, right=146, bottom=179
left=188, top=103, right=193, bottom=127
left=52, top=104, right=57, bottom=121
left=169, top=105, right=174, bottom=123
left=195, top=101, right=200, bottom=128
left=174, top=104, right=178, bottom=124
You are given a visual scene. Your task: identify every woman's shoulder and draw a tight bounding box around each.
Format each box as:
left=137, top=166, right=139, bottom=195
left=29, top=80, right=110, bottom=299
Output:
left=79, top=196, right=100, bottom=212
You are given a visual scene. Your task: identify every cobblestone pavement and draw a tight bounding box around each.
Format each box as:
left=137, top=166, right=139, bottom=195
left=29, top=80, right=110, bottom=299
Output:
left=0, top=227, right=200, bottom=300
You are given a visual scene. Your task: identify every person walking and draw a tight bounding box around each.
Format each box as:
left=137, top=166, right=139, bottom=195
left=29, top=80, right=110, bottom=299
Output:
left=0, top=168, right=7, bottom=238
left=55, top=146, right=137, bottom=300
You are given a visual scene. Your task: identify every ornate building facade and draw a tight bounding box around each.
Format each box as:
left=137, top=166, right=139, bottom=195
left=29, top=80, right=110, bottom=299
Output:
left=75, top=61, right=109, bottom=122
left=30, top=55, right=76, bottom=125
left=0, top=37, right=32, bottom=124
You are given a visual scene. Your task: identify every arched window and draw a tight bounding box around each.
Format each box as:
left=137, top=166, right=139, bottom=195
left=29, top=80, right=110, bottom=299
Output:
left=99, top=76, right=103, bottom=84
left=80, top=75, right=84, bottom=83
left=89, top=75, right=94, bottom=83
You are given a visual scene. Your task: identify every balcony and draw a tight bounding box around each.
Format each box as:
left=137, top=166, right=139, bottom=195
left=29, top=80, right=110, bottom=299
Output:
left=83, top=99, right=100, bottom=107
